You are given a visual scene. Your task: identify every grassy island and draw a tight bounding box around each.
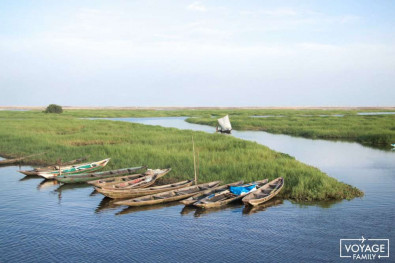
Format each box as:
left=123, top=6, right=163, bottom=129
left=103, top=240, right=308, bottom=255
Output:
left=0, top=110, right=363, bottom=201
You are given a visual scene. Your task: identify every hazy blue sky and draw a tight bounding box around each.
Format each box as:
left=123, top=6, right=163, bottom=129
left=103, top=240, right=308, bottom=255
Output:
left=0, top=0, right=394, bottom=106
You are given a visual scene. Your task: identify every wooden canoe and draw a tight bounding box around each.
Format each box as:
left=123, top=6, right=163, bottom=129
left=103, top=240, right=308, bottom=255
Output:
left=194, top=179, right=268, bottom=209
left=37, top=158, right=111, bottom=179
left=88, top=168, right=171, bottom=187
left=114, top=181, right=222, bottom=207
left=95, top=180, right=194, bottom=199
left=180, top=181, right=244, bottom=206
left=55, top=165, right=146, bottom=183
left=18, top=157, right=87, bottom=176
left=97, top=168, right=171, bottom=190
left=242, top=177, right=284, bottom=206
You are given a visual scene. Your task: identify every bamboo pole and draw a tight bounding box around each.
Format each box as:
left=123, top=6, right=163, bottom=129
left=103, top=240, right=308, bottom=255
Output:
left=192, top=136, right=197, bottom=185
left=196, top=150, right=199, bottom=185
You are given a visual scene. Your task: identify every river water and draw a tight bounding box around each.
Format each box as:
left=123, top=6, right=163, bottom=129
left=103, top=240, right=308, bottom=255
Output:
left=0, top=117, right=393, bottom=262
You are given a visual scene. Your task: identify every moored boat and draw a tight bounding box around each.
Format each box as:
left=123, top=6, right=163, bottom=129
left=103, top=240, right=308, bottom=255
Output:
left=180, top=181, right=244, bottom=206
left=242, top=177, right=284, bottom=206
left=193, top=179, right=268, bottom=209
left=115, top=181, right=221, bottom=207
left=37, top=158, right=111, bottom=179
left=96, top=180, right=194, bottom=199
left=88, top=168, right=171, bottom=187
left=18, top=157, right=87, bottom=176
left=97, top=168, right=171, bottom=190
left=55, top=165, right=146, bottom=183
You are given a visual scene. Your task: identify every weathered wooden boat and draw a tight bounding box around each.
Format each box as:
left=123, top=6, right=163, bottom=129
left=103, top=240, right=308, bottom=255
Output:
left=242, top=177, right=284, bottom=206
left=18, top=157, right=87, bottom=176
left=37, top=158, right=111, bottom=179
left=180, top=181, right=244, bottom=206
left=55, top=165, right=146, bottom=183
left=115, top=181, right=221, bottom=207
left=194, top=179, right=268, bottom=209
left=96, top=180, right=194, bottom=199
left=97, top=168, right=171, bottom=190
left=88, top=168, right=171, bottom=187
left=216, top=115, right=232, bottom=134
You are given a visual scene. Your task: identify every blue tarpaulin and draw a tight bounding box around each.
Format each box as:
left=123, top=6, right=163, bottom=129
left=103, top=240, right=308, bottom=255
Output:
left=229, top=185, right=256, bottom=195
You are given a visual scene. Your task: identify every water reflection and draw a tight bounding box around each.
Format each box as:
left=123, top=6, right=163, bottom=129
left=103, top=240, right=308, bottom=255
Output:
left=180, top=205, right=197, bottom=215
left=36, top=179, right=60, bottom=190
left=242, top=198, right=284, bottom=215
left=290, top=199, right=343, bottom=209
left=54, top=183, right=93, bottom=202
left=194, top=203, right=244, bottom=218
left=116, top=202, right=182, bottom=216
left=19, top=175, right=41, bottom=181
left=95, top=197, right=123, bottom=213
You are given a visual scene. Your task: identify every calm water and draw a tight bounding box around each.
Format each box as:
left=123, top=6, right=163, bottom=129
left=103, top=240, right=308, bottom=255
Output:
left=0, top=117, right=394, bottom=262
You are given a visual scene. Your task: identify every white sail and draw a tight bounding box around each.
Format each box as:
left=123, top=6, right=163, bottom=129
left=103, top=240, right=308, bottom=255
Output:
left=217, top=115, right=232, bottom=131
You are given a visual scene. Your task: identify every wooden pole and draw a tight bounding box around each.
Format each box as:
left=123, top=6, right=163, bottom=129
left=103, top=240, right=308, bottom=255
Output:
left=192, top=136, right=197, bottom=185
left=58, top=159, right=62, bottom=177
left=196, top=150, right=199, bottom=185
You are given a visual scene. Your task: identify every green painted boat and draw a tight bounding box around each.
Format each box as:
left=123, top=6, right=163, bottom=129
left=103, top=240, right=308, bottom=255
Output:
left=55, top=165, right=147, bottom=184
left=38, top=158, right=110, bottom=179
left=18, top=157, right=88, bottom=176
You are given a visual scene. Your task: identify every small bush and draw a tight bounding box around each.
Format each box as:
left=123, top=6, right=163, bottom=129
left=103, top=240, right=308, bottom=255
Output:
left=44, top=104, right=63, bottom=114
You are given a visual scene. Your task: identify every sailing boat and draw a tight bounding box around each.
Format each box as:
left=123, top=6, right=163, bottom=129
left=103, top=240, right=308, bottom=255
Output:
left=216, top=115, right=232, bottom=134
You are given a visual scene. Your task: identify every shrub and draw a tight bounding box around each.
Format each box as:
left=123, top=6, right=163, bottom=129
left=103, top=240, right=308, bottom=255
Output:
left=44, top=104, right=63, bottom=114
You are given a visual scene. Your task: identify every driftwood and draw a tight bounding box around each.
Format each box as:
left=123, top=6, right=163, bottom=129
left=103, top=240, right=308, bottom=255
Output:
left=0, top=152, right=47, bottom=166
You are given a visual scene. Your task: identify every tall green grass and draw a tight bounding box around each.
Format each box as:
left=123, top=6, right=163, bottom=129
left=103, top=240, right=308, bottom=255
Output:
left=186, top=114, right=395, bottom=148
left=60, top=108, right=395, bottom=148
left=0, top=110, right=363, bottom=201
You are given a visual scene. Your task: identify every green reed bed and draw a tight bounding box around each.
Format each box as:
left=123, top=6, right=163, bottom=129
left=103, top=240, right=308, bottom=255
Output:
left=186, top=114, right=395, bottom=148
left=0, top=110, right=362, bottom=201
left=62, top=108, right=395, bottom=148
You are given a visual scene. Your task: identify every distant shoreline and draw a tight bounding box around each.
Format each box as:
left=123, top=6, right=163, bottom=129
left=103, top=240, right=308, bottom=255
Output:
left=1, top=106, right=394, bottom=110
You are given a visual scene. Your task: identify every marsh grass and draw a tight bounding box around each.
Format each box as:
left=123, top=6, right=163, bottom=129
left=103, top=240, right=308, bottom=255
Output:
left=186, top=114, right=395, bottom=148
left=0, top=110, right=363, bottom=201
left=61, top=108, right=394, bottom=148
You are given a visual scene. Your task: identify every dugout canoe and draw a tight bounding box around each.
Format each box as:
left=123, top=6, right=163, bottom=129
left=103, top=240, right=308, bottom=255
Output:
left=194, top=179, right=268, bottom=209
left=242, top=177, right=284, bottom=206
left=37, top=158, right=111, bottom=179
left=96, top=180, right=194, bottom=199
left=97, top=168, right=171, bottom=190
left=55, top=165, right=146, bottom=183
left=18, top=157, right=87, bottom=176
left=88, top=168, right=171, bottom=187
left=180, top=181, right=244, bottom=206
left=115, top=181, right=221, bottom=207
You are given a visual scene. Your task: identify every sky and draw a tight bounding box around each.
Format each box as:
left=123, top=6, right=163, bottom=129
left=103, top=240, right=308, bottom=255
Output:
left=0, top=0, right=394, bottom=107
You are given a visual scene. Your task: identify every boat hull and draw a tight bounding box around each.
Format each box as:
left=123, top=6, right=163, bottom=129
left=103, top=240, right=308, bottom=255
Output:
left=38, top=158, right=110, bottom=179
left=56, top=166, right=146, bottom=183
left=96, top=180, right=194, bottom=199
left=242, top=177, right=284, bottom=206
left=194, top=179, right=268, bottom=209
left=115, top=181, right=221, bottom=207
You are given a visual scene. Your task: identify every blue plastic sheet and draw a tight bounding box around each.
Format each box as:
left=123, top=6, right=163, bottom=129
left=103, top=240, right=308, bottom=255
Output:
left=229, top=184, right=256, bottom=195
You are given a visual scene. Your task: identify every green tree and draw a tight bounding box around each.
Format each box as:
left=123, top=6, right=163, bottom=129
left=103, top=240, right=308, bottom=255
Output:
left=44, top=104, right=63, bottom=114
